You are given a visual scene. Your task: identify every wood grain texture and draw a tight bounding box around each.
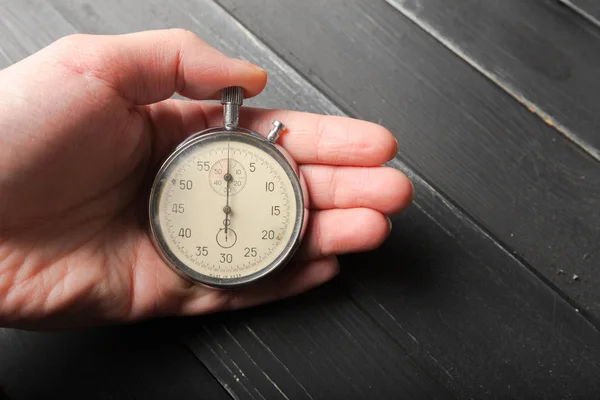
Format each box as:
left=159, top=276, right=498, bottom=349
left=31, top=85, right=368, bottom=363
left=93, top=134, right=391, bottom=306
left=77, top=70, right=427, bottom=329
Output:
left=0, top=0, right=77, bottom=67
left=561, top=0, right=600, bottom=28
left=0, top=324, right=232, bottom=400
left=216, top=0, right=600, bottom=323
left=2, top=0, right=600, bottom=399
left=181, top=291, right=450, bottom=400
left=386, top=0, right=600, bottom=162
left=343, top=158, right=600, bottom=398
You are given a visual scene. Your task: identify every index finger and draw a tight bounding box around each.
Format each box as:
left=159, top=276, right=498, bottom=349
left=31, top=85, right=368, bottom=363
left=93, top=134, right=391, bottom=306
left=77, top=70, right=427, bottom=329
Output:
left=232, top=107, right=399, bottom=166
left=149, top=100, right=399, bottom=166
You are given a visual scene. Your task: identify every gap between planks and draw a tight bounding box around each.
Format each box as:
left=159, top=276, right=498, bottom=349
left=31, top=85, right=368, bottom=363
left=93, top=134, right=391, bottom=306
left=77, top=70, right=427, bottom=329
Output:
left=384, top=0, right=600, bottom=164
left=559, top=0, right=600, bottom=29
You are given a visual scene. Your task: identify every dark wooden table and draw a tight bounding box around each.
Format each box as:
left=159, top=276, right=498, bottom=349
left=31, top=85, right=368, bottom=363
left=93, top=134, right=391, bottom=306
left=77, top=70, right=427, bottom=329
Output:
left=1, top=1, right=599, bottom=398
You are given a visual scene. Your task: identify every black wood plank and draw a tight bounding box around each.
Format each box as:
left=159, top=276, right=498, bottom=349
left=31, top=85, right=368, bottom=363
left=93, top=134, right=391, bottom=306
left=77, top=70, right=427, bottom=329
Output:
left=181, top=155, right=600, bottom=399
left=0, top=324, right=232, bottom=400
left=561, top=0, right=600, bottom=28
left=340, top=158, right=600, bottom=398
left=4, top=0, right=600, bottom=399
left=0, top=0, right=78, bottom=67
left=386, top=0, right=600, bottom=161
left=181, top=290, right=451, bottom=400
left=0, top=1, right=452, bottom=399
left=215, top=0, right=600, bottom=323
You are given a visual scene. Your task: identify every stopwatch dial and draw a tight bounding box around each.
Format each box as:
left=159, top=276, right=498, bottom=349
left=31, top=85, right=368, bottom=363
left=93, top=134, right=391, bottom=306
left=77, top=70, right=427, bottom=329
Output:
left=208, top=158, right=247, bottom=196
left=153, top=135, right=301, bottom=284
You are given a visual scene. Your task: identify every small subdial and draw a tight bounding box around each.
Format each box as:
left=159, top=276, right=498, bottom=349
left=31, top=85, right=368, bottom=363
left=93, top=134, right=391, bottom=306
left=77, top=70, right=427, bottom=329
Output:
left=216, top=225, right=237, bottom=249
left=216, top=216, right=237, bottom=249
left=209, top=158, right=247, bottom=196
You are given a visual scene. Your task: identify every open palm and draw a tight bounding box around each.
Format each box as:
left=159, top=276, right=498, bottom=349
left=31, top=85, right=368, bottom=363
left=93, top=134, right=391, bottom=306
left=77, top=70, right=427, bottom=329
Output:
left=0, top=30, right=412, bottom=330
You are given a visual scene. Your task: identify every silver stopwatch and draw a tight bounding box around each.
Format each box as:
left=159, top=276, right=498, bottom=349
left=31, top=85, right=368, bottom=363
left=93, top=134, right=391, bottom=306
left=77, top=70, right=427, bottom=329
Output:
left=148, top=86, right=305, bottom=289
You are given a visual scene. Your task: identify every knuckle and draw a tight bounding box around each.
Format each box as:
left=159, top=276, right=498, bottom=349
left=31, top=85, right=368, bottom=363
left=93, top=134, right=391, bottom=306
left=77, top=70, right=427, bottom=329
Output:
left=51, top=34, right=97, bottom=64
left=169, top=28, right=201, bottom=44
left=54, top=33, right=85, bottom=46
left=329, top=168, right=342, bottom=208
left=50, top=34, right=114, bottom=81
left=52, top=33, right=93, bottom=55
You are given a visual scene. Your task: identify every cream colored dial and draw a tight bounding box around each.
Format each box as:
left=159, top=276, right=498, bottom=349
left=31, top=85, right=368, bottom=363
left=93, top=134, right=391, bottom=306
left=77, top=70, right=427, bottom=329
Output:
left=152, top=133, right=300, bottom=285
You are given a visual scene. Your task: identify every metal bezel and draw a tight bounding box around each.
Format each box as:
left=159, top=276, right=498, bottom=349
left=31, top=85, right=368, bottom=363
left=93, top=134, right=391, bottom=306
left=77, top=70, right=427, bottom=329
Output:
left=148, top=126, right=304, bottom=289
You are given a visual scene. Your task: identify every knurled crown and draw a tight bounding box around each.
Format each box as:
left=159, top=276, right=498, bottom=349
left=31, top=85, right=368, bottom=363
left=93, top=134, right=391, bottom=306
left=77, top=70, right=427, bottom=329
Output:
left=221, top=86, right=244, bottom=105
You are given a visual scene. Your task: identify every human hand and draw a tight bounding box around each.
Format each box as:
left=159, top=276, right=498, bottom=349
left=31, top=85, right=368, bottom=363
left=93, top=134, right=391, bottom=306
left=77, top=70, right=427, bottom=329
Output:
left=0, top=29, right=413, bottom=330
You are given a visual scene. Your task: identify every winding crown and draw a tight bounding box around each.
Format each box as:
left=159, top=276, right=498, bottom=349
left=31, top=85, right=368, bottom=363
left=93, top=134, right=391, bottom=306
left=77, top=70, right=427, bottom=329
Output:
left=221, top=86, right=244, bottom=106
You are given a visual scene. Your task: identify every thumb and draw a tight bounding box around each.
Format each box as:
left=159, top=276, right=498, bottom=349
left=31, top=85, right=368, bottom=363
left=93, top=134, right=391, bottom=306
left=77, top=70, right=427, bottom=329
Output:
left=37, top=29, right=267, bottom=105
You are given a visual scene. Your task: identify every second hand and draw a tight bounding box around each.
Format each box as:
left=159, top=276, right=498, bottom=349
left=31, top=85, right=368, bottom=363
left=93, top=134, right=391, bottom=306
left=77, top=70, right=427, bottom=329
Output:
left=224, top=137, right=232, bottom=240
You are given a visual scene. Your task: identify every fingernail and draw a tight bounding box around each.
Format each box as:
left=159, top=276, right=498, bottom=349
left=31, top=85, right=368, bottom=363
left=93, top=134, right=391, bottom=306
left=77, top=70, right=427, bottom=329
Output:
left=333, top=258, right=341, bottom=277
left=386, top=216, right=393, bottom=234
left=333, top=266, right=341, bottom=277
left=234, top=58, right=266, bottom=74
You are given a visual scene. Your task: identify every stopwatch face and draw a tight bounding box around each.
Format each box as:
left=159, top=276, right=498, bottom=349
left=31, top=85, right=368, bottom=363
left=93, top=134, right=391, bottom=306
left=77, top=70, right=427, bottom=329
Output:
left=149, top=129, right=304, bottom=288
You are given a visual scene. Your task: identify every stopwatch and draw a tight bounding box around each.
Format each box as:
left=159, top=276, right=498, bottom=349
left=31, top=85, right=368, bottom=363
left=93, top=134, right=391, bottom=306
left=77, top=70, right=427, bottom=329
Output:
left=148, top=86, right=306, bottom=289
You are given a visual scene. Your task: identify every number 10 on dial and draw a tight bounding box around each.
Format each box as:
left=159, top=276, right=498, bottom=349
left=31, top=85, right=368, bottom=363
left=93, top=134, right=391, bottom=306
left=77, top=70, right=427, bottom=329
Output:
left=148, top=87, right=306, bottom=289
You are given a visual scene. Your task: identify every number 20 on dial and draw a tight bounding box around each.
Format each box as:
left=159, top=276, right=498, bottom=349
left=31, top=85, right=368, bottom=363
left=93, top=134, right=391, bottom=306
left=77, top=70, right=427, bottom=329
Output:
left=148, top=87, right=306, bottom=288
